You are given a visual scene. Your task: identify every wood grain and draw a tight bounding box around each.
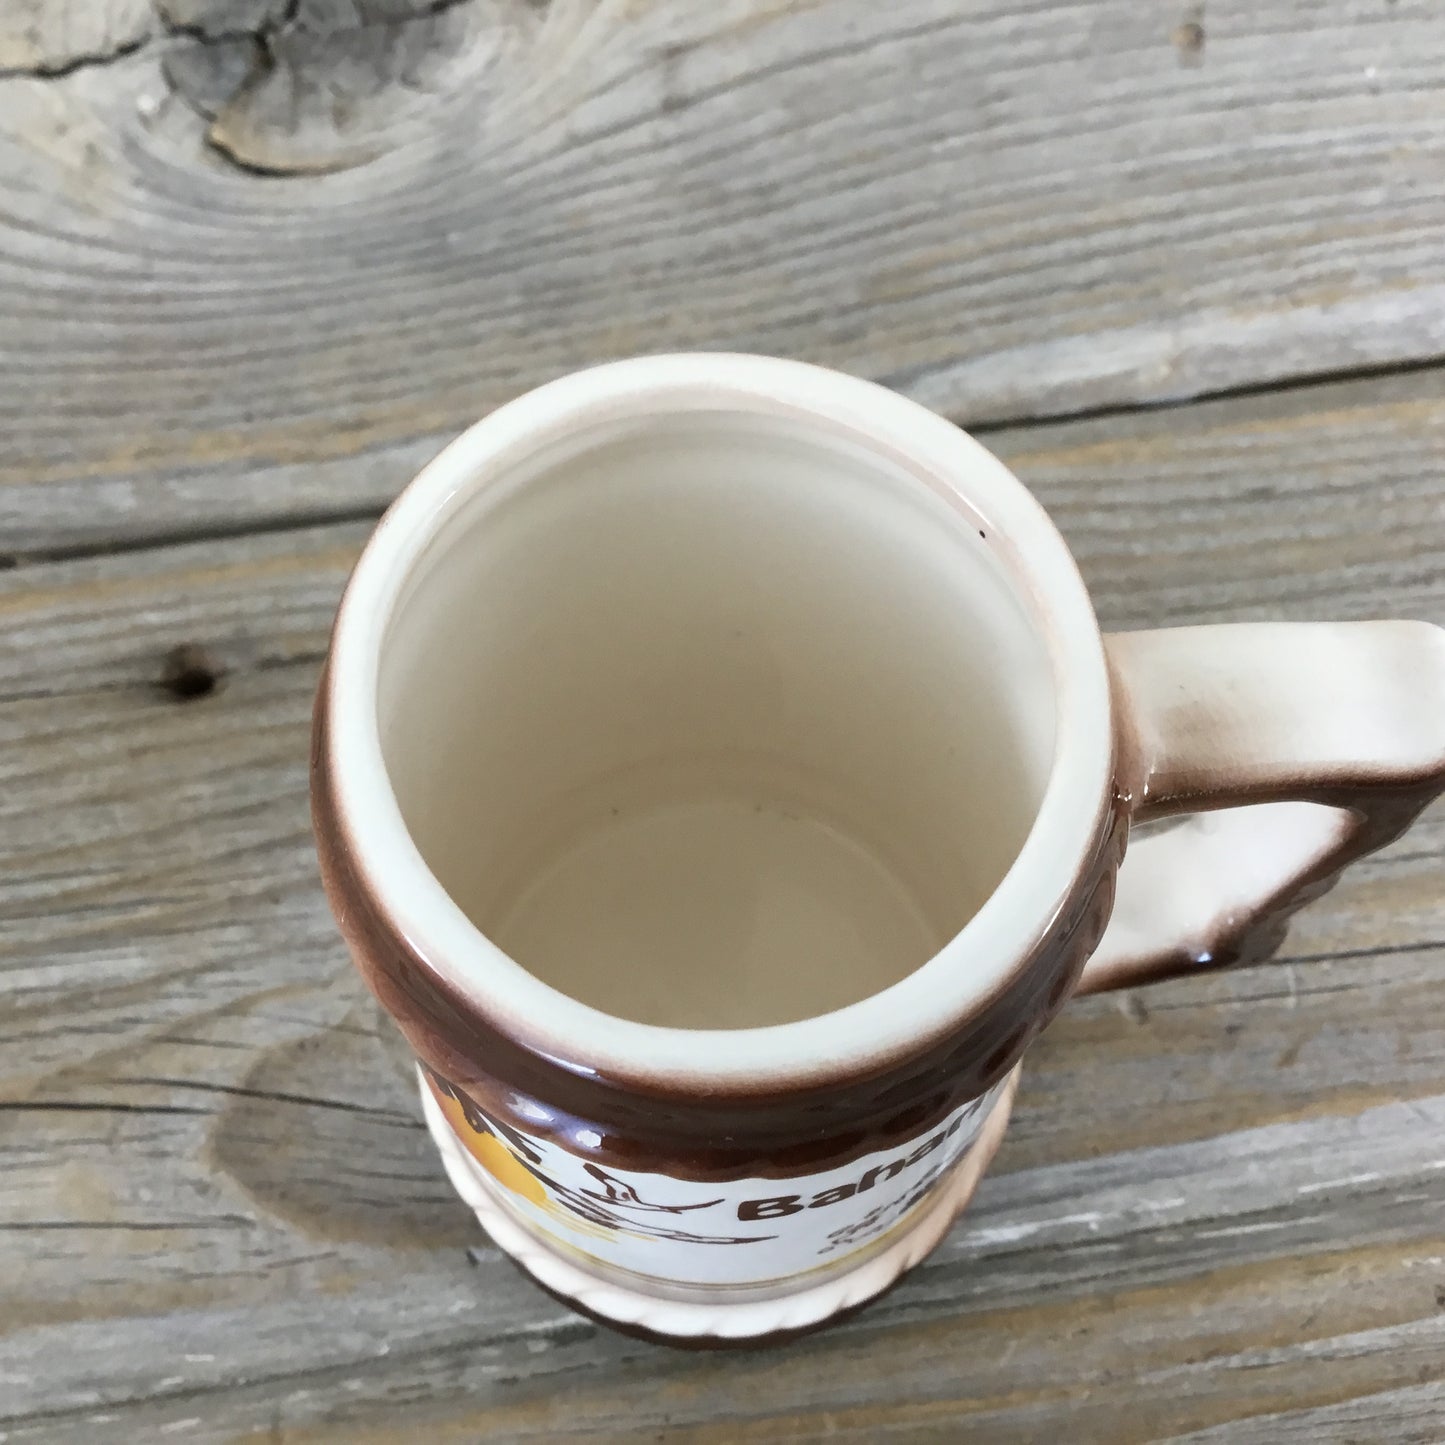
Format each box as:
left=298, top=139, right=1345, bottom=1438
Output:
left=5, top=0, right=1445, bottom=552
left=6, top=365, right=1444, bottom=696
left=2, top=365, right=1444, bottom=1440
left=6, top=0, right=1445, bottom=1433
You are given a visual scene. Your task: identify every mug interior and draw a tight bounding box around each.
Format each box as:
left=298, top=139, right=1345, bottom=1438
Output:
left=377, top=406, right=1054, bottom=1028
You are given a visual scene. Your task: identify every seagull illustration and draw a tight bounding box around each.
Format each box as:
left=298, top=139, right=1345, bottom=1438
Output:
left=581, top=1162, right=724, bottom=1213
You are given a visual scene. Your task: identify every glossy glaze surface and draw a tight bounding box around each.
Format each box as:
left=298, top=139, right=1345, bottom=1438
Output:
left=314, top=672, right=1124, bottom=1181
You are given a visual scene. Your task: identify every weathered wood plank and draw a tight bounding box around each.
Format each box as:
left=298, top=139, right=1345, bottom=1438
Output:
left=990, top=366, right=1445, bottom=633
left=0, top=521, right=367, bottom=697
left=1169, top=1382, right=1445, bottom=1445
left=5, top=365, right=1443, bottom=699
left=4, top=0, right=1445, bottom=550
left=4, top=1027, right=1444, bottom=1439
left=1, top=366, right=1443, bottom=1438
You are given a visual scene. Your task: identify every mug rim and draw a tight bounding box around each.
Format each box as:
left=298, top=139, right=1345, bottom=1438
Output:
left=322, top=353, right=1113, bottom=1091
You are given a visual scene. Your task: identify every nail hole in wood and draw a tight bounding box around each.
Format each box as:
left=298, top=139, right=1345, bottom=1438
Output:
left=1172, top=20, right=1205, bottom=58
left=160, top=643, right=221, bottom=700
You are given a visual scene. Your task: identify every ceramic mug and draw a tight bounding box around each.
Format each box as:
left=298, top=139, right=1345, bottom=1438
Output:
left=312, top=354, right=1445, bottom=1343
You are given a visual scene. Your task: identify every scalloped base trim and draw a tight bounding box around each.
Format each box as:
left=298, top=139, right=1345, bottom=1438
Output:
left=420, top=1067, right=1019, bottom=1343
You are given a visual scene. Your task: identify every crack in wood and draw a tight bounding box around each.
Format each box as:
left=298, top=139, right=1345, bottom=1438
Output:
left=0, top=34, right=150, bottom=80
left=110, top=1075, right=423, bottom=1125
left=0, top=1100, right=214, bottom=1115
left=0, top=506, right=386, bottom=571
left=4, top=354, right=1445, bottom=573
left=962, top=352, right=1445, bottom=438
left=0, top=1216, right=251, bottom=1230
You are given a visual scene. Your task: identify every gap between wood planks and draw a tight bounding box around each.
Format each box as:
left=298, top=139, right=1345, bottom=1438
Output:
left=5, top=350, right=1444, bottom=572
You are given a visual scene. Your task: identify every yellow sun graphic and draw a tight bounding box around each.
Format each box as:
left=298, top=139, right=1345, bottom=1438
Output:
left=426, top=1077, right=550, bottom=1209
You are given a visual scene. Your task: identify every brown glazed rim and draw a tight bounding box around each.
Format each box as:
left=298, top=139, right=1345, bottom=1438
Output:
left=314, top=702, right=1124, bottom=1178
left=311, top=355, right=1118, bottom=1176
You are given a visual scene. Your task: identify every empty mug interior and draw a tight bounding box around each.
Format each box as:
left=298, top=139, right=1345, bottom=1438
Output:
left=378, top=408, right=1054, bottom=1029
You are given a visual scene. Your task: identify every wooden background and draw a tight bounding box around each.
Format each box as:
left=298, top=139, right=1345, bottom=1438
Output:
left=3, top=0, right=1444, bottom=1439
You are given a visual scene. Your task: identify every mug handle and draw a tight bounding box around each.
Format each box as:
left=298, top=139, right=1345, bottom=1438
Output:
left=1077, top=621, right=1445, bottom=995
